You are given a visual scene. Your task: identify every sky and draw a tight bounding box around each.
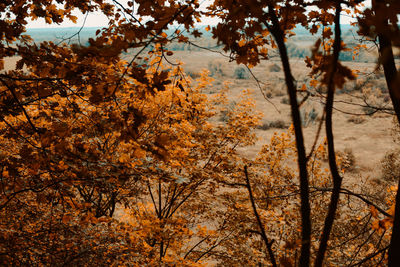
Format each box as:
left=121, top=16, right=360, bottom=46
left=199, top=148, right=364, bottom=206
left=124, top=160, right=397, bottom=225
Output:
left=26, top=0, right=372, bottom=29
left=27, top=11, right=109, bottom=29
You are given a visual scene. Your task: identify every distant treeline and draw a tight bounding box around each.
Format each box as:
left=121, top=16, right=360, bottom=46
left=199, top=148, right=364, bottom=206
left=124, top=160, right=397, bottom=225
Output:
left=26, top=27, right=99, bottom=45
left=25, top=25, right=375, bottom=62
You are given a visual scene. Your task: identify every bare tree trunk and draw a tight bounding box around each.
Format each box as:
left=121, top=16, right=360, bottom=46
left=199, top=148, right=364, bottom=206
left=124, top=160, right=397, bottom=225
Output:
left=372, top=0, right=400, bottom=265
left=380, top=25, right=400, bottom=267
left=314, top=3, right=343, bottom=266
left=266, top=6, right=311, bottom=266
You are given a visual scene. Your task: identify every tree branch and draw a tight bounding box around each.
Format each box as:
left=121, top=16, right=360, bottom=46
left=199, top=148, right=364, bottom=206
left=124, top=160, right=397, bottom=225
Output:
left=315, top=3, right=343, bottom=266
left=266, top=5, right=311, bottom=266
left=244, top=166, right=277, bottom=267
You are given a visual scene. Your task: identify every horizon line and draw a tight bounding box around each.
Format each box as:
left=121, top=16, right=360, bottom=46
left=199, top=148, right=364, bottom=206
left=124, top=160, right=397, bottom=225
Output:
left=26, top=23, right=357, bottom=30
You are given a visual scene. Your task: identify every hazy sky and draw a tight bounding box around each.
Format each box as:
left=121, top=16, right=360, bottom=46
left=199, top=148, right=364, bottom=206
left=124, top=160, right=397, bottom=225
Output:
left=26, top=0, right=372, bottom=29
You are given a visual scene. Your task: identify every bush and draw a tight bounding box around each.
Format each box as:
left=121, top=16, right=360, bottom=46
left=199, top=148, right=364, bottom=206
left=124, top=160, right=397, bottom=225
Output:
left=362, top=105, right=376, bottom=116
left=301, top=107, right=319, bottom=127
left=208, top=61, right=225, bottom=77
left=186, top=71, right=201, bottom=79
left=269, top=63, right=281, bottom=72
left=339, top=148, right=357, bottom=172
left=233, top=66, right=249, bottom=79
left=286, top=42, right=310, bottom=58
left=263, top=89, right=273, bottom=99
left=381, top=149, right=400, bottom=182
left=274, top=85, right=286, bottom=96
left=381, top=119, right=400, bottom=181
left=219, top=101, right=237, bottom=122
left=265, top=83, right=285, bottom=97
left=347, top=115, right=366, bottom=124
left=257, top=122, right=271, bottom=130
left=280, top=97, right=289, bottom=105
left=269, top=119, right=288, bottom=129
left=256, top=120, right=288, bottom=130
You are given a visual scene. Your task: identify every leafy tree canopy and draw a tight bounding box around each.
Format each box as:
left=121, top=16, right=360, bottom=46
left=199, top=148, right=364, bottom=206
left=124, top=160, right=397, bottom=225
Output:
left=0, top=0, right=400, bottom=266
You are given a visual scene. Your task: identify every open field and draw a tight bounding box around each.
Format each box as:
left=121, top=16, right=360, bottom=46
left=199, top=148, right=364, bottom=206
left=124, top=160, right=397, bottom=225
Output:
left=4, top=39, right=397, bottom=184
left=4, top=48, right=395, bottom=183
left=167, top=50, right=397, bottom=184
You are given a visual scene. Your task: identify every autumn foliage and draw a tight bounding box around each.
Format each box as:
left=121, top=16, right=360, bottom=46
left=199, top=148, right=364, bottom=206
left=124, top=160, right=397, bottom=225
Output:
left=1, top=0, right=400, bottom=266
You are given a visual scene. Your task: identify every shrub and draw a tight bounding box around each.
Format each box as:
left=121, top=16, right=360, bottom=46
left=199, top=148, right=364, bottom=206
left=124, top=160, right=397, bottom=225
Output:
left=186, top=71, right=201, bottom=79
left=233, top=66, right=249, bottom=79
left=381, top=119, right=400, bottom=181
left=347, top=115, right=366, bottom=124
left=269, top=119, right=288, bottom=129
left=269, top=83, right=286, bottom=97
left=256, top=120, right=288, bottom=130
left=208, top=61, right=225, bottom=77
left=339, top=148, right=357, bottom=172
left=301, top=107, right=319, bottom=127
left=219, top=101, right=237, bottom=122
left=286, top=42, right=310, bottom=58
left=264, top=90, right=273, bottom=99
left=274, top=88, right=286, bottom=97
left=362, top=105, right=376, bottom=116
left=281, top=97, right=289, bottom=105
left=391, top=116, right=400, bottom=144
left=381, top=149, right=400, bottom=182
left=268, top=63, right=281, bottom=72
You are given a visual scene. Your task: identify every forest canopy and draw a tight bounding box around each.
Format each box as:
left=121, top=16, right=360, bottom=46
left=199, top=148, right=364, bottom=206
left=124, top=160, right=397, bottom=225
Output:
left=0, top=0, right=400, bottom=266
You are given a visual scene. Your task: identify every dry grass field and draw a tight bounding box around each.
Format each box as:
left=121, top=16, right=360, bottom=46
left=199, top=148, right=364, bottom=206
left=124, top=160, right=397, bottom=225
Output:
left=168, top=50, right=397, bottom=186
left=4, top=48, right=397, bottom=187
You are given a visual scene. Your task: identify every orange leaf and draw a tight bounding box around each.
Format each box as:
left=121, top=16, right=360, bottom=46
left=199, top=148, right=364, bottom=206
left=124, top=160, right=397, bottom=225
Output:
left=371, top=220, right=380, bottom=230
left=238, top=39, right=246, bottom=47
left=309, top=79, right=318, bottom=87
left=370, top=205, right=378, bottom=218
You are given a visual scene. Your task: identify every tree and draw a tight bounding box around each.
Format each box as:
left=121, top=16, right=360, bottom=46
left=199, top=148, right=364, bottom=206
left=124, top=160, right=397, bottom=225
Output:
left=0, top=0, right=210, bottom=264
left=1, top=0, right=400, bottom=266
left=208, top=0, right=398, bottom=265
